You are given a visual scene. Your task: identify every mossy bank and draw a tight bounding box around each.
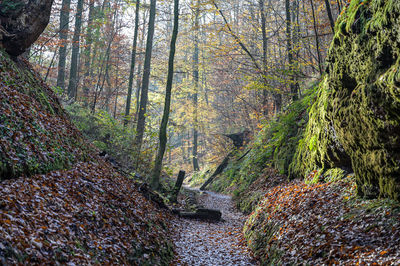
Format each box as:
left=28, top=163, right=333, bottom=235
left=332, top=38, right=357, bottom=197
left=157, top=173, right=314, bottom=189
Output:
left=292, top=0, right=400, bottom=199
left=0, top=50, right=93, bottom=179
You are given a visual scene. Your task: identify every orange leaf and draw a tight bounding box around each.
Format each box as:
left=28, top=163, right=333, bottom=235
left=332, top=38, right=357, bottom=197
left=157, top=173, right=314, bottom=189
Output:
left=380, top=250, right=389, bottom=256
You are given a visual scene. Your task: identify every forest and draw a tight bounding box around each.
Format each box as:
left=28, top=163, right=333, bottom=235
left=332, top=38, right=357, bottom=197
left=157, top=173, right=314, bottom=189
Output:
left=0, top=0, right=400, bottom=264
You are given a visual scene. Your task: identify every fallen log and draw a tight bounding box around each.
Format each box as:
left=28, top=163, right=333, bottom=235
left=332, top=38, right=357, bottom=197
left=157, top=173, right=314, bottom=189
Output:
left=200, top=130, right=251, bottom=191
left=178, top=208, right=222, bottom=221
left=200, top=152, right=232, bottom=191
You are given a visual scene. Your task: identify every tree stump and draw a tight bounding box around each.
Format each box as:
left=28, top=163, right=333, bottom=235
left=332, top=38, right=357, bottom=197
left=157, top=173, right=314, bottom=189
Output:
left=171, top=170, right=186, bottom=203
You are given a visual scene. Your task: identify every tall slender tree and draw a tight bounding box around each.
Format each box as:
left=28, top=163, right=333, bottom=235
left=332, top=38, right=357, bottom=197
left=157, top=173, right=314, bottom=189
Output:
left=68, top=0, right=84, bottom=100
left=82, top=0, right=96, bottom=106
left=56, top=0, right=71, bottom=90
left=134, top=0, right=157, bottom=152
left=286, top=0, right=298, bottom=101
left=151, top=0, right=180, bottom=190
left=124, top=0, right=141, bottom=126
left=192, top=0, right=200, bottom=172
left=259, top=0, right=269, bottom=116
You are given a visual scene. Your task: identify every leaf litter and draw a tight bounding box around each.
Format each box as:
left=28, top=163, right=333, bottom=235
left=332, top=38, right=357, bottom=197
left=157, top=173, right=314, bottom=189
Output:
left=0, top=161, right=173, bottom=265
left=244, top=173, right=400, bottom=265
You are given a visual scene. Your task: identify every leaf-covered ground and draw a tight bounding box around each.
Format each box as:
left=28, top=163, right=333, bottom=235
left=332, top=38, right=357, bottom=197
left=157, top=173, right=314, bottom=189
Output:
left=0, top=161, right=174, bottom=264
left=244, top=173, right=400, bottom=265
left=172, top=189, right=257, bottom=265
left=0, top=51, right=174, bottom=264
left=0, top=52, right=93, bottom=179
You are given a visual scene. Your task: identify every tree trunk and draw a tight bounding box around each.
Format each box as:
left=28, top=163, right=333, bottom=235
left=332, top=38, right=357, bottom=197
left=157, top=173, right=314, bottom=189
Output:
left=91, top=34, right=113, bottom=113
left=286, top=0, right=298, bottom=101
left=293, top=0, right=301, bottom=98
left=259, top=0, right=270, bottom=116
left=151, top=0, right=180, bottom=190
left=82, top=0, right=95, bottom=106
left=68, top=0, right=84, bottom=100
left=192, top=0, right=200, bottom=172
left=177, top=208, right=221, bottom=221
left=91, top=3, right=118, bottom=113
left=336, top=0, right=342, bottom=13
left=200, top=152, right=232, bottom=191
left=135, top=11, right=148, bottom=122
left=56, top=0, right=71, bottom=90
left=324, top=0, right=335, bottom=33
left=0, top=0, right=54, bottom=56
left=310, top=0, right=323, bottom=75
left=124, top=0, right=140, bottom=126
left=44, top=49, right=57, bottom=82
left=113, top=55, right=120, bottom=118
left=134, top=0, right=157, bottom=152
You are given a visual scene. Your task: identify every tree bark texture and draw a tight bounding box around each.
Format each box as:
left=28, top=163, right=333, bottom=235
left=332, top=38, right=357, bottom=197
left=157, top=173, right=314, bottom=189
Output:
left=286, top=0, right=298, bottom=101
left=324, top=0, right=335, bottom=32
left=310, top=0, right=323, bottom=75
left=259, top=0, right=269, bottom=116
left=82, top=0, right=95, bottom=106
left=171, top=170, right=185, bottom=203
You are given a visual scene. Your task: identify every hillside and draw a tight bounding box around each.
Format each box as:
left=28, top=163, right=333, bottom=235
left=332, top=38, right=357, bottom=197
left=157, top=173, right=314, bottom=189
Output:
left=0, top=51, right=173, bottom=264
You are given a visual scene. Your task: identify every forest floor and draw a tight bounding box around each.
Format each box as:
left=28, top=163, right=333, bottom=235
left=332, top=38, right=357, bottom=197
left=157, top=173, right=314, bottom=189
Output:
left=171, top=188, right=257, bottom=265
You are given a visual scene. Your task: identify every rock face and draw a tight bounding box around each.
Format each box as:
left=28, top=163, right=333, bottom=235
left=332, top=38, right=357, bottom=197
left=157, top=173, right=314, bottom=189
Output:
left=0, top=0, right=54, bottom=56
left=292, top=0, right=400, bottom=199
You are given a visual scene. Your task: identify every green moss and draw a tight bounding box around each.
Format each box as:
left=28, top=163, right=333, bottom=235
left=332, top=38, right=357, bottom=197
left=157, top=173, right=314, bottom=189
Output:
left=92, top=140, right=107, bottom=151
left=243, top=204, right=282, bottom=265
left=289, top=78, right=351, bottom=180
left=292, top=0, right=400, bottom=200
left=323, top=168, right=348, bottom=182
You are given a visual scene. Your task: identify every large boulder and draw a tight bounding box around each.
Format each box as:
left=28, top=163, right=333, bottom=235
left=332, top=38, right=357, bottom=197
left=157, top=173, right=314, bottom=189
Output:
left=292, top=0, right=400, bottom=199
left=0, top=0, right=54, bottom=56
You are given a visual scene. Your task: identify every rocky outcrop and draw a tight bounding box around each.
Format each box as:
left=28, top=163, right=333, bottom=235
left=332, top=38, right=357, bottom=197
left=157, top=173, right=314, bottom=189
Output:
left=0, top=0, right=54, bottom=56
left=291, top=0, right=400, bottom=199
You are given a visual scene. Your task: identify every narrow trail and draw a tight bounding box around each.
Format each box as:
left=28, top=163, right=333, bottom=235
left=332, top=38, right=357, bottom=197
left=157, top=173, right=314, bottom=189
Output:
left=172, top=189, right=257, bottom=265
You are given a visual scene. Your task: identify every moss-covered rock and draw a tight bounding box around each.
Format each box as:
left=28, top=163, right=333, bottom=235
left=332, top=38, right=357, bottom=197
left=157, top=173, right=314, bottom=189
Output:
left=289, top=78, right=352, bottom=179
left=292, top=0, right=400, bottom=199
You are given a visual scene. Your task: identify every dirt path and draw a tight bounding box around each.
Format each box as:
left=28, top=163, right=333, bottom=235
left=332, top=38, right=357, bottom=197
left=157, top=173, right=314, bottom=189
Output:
left=171, top=189, right=257, bottom=265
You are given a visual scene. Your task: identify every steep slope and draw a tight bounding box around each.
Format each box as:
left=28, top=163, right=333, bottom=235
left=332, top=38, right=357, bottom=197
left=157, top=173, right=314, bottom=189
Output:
left=0, top=50, right=173, bottom=264
left=0, top=51, right=92, bottom=179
